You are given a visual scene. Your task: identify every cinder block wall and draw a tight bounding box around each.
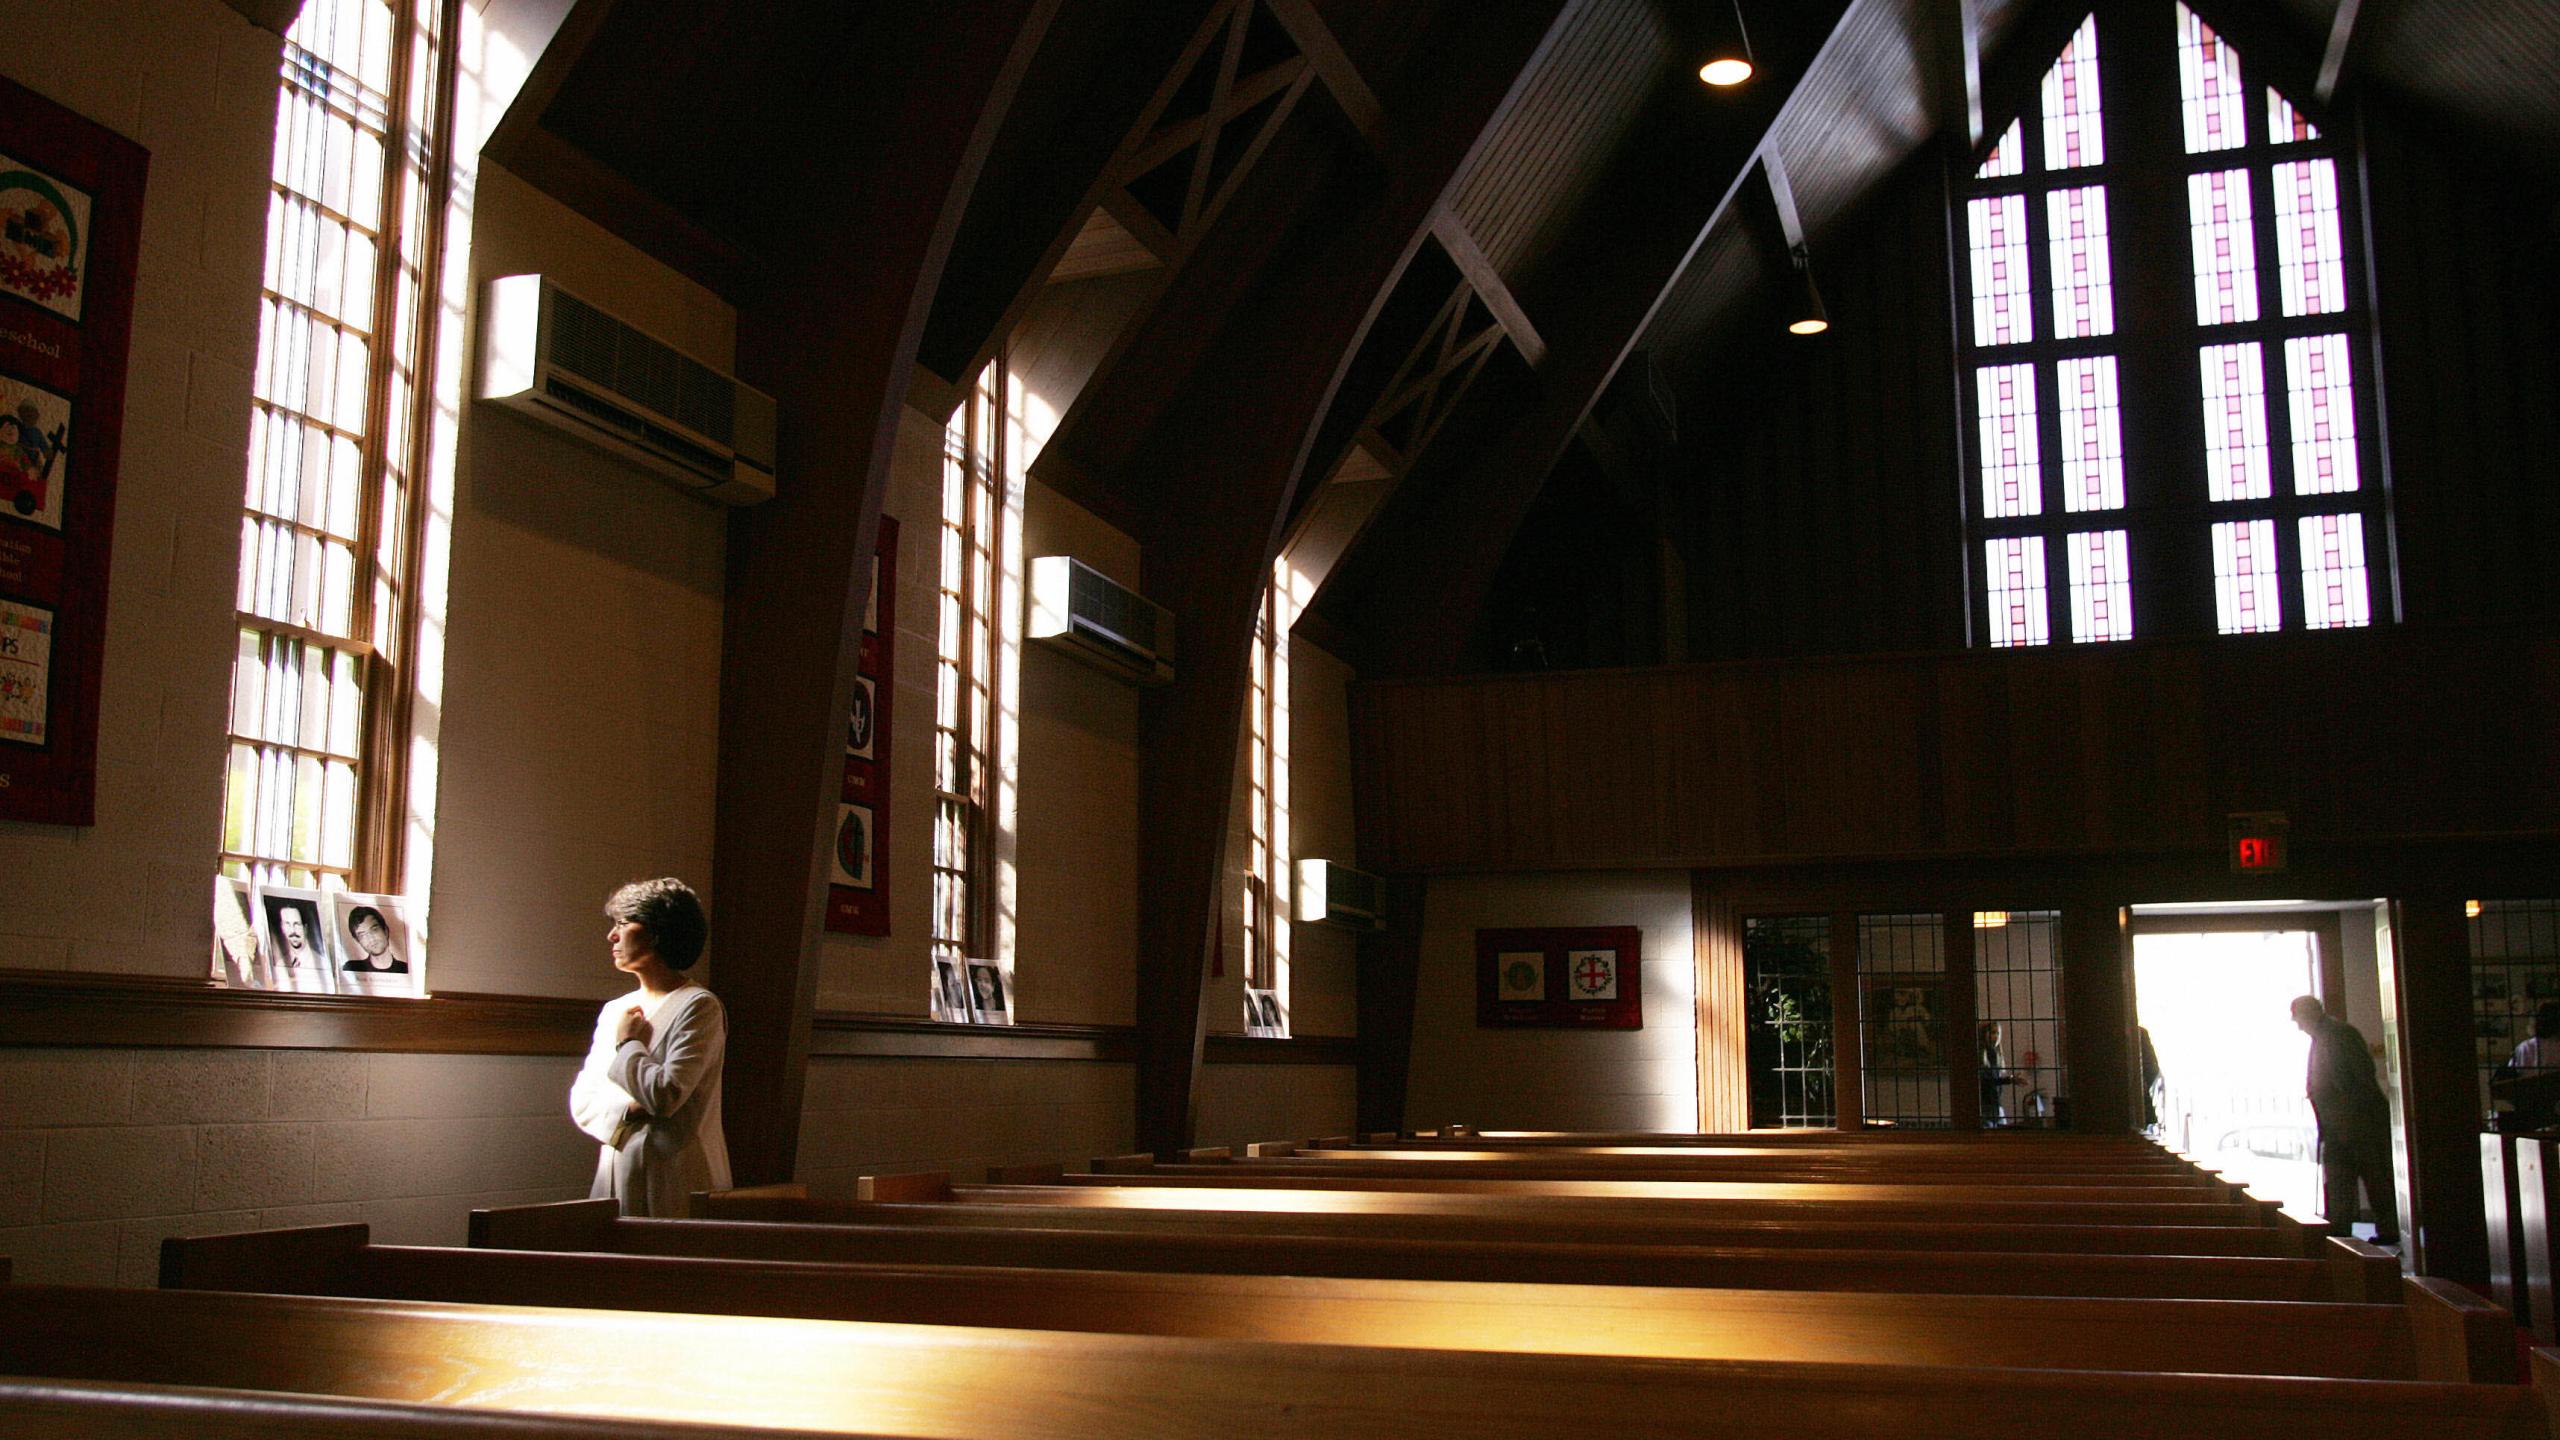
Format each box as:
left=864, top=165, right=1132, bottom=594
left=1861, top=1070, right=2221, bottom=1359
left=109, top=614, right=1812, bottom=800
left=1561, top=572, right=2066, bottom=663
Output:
left=0, top=1047, right=590, bottom=1285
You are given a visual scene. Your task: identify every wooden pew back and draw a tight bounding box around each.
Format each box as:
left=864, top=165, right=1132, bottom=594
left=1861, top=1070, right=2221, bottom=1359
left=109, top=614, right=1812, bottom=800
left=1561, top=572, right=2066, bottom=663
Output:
left=1, top=1284, right=2543, bottom=1440
left=159, top=1224, right=2500, bottom=1381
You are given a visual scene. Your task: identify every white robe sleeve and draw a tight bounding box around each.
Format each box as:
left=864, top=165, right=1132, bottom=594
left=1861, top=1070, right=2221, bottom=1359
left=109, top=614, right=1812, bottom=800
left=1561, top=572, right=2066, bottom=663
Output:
left=607, top=991, right=726, bottom=1120
left=569, top=1006, right=641, bottom=1146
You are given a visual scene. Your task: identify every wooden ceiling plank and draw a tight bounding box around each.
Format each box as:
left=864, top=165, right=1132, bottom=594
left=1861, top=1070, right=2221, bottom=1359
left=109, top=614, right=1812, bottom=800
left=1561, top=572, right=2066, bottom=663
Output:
left=1431, top=208, right=1549, bottom=368
left=1332, top=2, right=1861, bottom=678
left=711, top=0, right=1064, bottom=1184
left=1120, top=0, right=1584, bottom=1154
left=1951, top=0, right=1985, bottom=146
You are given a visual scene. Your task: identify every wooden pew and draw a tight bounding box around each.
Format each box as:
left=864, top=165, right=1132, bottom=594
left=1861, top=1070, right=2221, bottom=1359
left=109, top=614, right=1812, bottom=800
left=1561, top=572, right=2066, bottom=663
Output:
left=0, top=1377, right=822, bottom=1440
left=1133, top=1153, right=2232, bottom=1191
left=696, top=1186, right=2315, bottom=1257
left=766, top=1171, right=2299, bottom=1235
left=161, top=1223, right=2515, bottom=1382
left=3, top=1283, right=2547, bottom=1440
left=1062, top=1166, right=2235, bottom=1208
left=470, top=1198, right=2398, bottom=1301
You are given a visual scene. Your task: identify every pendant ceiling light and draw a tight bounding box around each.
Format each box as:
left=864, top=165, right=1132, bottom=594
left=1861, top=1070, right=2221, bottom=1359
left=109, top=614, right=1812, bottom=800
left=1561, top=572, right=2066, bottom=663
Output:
left=1698, top=2, right=1756, bottom=86
left=1787, top=245, right=1828, bottom=336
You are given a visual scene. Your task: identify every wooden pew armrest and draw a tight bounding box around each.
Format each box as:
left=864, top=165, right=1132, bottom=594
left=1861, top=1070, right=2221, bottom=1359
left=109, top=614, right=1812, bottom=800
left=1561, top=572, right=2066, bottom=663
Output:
left=160, top=1223, right=368, bottom=1295
left=2326, top=1237, right=2403, bottom=1304
left=468, top=1198, right=618, bottom=1252
left=2407, top=1277, right=2522, bottom=1384
left=856, top=1171, right=953, bottom=1202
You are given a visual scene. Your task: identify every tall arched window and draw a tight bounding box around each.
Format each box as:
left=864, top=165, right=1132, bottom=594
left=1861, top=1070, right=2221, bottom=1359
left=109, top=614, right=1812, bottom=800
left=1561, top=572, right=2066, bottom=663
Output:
left=1957, top=2, right=2387, bottom=646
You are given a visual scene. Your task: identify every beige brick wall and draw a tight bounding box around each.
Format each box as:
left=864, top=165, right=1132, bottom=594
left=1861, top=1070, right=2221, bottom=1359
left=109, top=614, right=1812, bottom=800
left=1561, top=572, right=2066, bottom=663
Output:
left=1195, top=1062, right=1356, bottom=1150
left=0, top=0, right=285, bottom=975
left=795, top=1056, right=1136, bottom=1196
left=0, top=1047, right=591, bottom=1286
left=1405, top=871, right=1701, bottom=1133
left=426, top=158, right=732, bottom=998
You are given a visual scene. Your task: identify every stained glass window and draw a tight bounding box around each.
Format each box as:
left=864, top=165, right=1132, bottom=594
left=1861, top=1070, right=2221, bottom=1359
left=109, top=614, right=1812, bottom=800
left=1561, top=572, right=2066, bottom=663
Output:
left=2175, top=3, right=2247, bottom=153
left=2056, top=356, right=2124, bottom=513
left=1967, top=194, right=2034, bottom=346
left=2066, top=530, right=2134, bottom=643
left=1985, top=536, right=2051, bottom=648
left=2271, top=158, right=2347, bottom=316
left=1956, top=5, right=2381, bottom=648
left=2299, top=514, right=2372, bottom=629
left=1977, top=119, right=2024, bottom=180
left=1976, top=364, right=2041, bottom=518
left=2039, top=15, right=2105, bottom=170
left=2046, top=186, right=2115, bottom=339
left=2199, top=342, right=2272, bottom=502
left=2268, top=89, right=2321, bottom=143
left=2212, top=519, right=2282, bottom=634
left=2285, top=334, right=2360, bottom=496
left=2187, top=169, right=2260, bottom=325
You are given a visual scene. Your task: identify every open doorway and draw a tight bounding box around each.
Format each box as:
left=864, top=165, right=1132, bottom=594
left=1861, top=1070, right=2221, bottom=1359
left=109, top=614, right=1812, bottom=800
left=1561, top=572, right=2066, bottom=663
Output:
left=2132, top=927, right=2324, bottom=1219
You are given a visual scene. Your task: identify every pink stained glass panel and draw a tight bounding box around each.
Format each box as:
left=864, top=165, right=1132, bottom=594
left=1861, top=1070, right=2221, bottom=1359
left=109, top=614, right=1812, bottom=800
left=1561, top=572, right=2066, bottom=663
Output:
left=2268, top=88, right=2321, bottom=142
left=2176, top=4, right=2247, bottom=154
left=2066, top=530, right=2134, bottom=643
left=2298, top=513, right=2371, bottom=629
left=2284, top=333, right=2361, bottom=496
left=1975, top=363, right=2041, bottom=519
left=2039, top=14, right=2104, bottom=171
left=2272, top=158, right=2347, bottom=316
left=2187, top=169, right=2260, bottom=325
left=2211, top=518, right=2282, bottom=634
left=1977, top=119, right=2023, bottom=180
left=1985, top=536, right=2050, bottom=648
left=2056, top=355, right=2124, bottom=513
left=2046, top=185, right=2115, bottom=339
left=2199, top=343, right=2272, bottom=502
left=1967, top=194, right=2034, bottom=346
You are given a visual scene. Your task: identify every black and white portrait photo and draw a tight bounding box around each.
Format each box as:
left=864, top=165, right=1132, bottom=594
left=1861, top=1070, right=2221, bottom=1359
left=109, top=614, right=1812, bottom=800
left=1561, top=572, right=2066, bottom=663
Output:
left=332, top=890, right=422, bottom=996
left=253, top=883, right=338, bottom=994
left=933, top=956, right=970, bottom=1022
left=967, top=960, right=1010, bottom=1024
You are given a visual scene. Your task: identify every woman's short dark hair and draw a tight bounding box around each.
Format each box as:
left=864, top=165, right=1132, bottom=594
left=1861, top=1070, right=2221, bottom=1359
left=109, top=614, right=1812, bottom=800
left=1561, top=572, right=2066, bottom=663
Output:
left=605, top=878, right=708, bottom=971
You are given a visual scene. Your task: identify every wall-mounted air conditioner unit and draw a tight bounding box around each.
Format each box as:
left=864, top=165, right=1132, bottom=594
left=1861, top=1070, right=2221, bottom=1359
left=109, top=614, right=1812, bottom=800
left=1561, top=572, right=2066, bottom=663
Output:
left=1297, top=858, right=1386, bottom=931
left=477, top=274, right=778, bottom=505
left=1028, top=555, right=1175, bottom=686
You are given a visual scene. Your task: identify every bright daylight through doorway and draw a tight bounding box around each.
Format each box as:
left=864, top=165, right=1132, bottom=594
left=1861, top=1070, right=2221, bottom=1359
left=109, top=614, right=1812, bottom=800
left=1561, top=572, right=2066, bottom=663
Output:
left=2134, top=929, right=2322, bottom=1220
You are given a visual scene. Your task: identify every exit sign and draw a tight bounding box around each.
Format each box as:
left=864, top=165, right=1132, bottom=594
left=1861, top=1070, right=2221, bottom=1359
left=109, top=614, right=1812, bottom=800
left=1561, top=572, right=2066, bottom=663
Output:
left=2228, top=811, right=2289, bottom=873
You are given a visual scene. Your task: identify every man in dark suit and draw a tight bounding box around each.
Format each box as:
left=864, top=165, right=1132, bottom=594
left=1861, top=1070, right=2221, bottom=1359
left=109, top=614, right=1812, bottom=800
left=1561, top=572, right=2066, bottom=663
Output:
left=2289, top=995, right=2401, bottom=1247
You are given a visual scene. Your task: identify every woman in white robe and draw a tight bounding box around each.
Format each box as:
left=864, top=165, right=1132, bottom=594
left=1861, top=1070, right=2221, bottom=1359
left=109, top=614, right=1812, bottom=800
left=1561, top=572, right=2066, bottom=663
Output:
left=569, top=878, right=730, bottom=1216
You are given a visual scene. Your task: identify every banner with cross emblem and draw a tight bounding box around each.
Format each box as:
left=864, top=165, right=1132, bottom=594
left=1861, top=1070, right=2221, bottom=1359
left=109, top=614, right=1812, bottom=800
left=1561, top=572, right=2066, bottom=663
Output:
left=1474, top=926, right=1642, bottom=1030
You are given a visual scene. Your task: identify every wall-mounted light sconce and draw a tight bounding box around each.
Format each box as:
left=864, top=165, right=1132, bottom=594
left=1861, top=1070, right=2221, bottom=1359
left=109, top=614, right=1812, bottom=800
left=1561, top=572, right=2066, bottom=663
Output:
left=1698, top=2, right=1755, bottom=86
left=1787, top=244, right=1828, bottom=335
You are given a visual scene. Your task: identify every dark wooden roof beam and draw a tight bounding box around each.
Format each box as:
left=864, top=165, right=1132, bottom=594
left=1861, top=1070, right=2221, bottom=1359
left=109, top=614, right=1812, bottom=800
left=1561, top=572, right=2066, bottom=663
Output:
left=1430, top=208, right=1549, bottom=369
left=1266, top=0, right=1387, bottom=145
left=2317, top=0, right=2364, bottom=102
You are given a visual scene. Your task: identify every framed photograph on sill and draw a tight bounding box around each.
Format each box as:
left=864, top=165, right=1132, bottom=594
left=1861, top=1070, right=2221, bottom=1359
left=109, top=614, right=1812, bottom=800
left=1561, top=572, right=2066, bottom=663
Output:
left=966, top=959, right=1011, bottom=1025
left=932, top=956, right=970, bottom=1023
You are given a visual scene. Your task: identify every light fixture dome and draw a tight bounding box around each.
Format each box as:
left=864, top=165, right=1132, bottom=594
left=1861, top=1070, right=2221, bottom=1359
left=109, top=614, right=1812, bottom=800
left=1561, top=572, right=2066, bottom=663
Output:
left=1697, top=3, right=1755, bottom=87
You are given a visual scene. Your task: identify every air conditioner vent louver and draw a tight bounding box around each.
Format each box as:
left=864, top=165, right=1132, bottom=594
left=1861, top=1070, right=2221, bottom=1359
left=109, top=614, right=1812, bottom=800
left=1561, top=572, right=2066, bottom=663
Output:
left=478, top=274, right=776, bottom=506
left=1296, top=858, right=1387, bottom=930
left=1070, top=560, right=1160, bottom=653
left=1030, top=555, right=1175, bottom=686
